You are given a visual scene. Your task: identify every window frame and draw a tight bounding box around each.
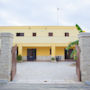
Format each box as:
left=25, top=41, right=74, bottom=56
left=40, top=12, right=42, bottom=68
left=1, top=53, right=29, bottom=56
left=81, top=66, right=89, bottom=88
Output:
left=16, top=33, right=24, bottom=36
left=48, top=32, right=53, bottom=37
left=65, top=32, right=69, bottom=37
left=32, top=32, right=37, bottom=37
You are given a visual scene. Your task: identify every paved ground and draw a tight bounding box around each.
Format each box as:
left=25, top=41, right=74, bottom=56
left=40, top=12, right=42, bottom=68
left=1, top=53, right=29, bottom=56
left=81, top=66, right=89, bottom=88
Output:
left=0, top=83, right=90, bottom=90
left=13, top=61, right=78, bottom=83
left=1, top=62, right=90, bottom=90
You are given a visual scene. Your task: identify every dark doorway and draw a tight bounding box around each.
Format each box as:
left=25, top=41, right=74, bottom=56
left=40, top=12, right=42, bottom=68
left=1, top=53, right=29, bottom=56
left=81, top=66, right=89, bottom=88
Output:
left=17, top=47, right=18, bottom=56
left=27, top=49, right=36, bottom=61
left=65, top=49, right=73, bottom=60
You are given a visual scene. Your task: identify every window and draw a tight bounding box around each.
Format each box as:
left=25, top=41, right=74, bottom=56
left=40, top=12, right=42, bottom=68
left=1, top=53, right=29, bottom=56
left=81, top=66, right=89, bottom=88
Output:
left=65, top=32, right=69, bottom=37
left=32, top=33, right=36, bottom=36
left=16, top=33, right=24, bottom=36
left=48, top=32, right=53, bottom=36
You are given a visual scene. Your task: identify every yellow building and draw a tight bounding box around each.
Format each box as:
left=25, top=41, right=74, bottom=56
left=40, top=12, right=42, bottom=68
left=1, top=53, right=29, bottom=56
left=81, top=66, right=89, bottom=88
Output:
left=0, top=26, right=79, bottom=61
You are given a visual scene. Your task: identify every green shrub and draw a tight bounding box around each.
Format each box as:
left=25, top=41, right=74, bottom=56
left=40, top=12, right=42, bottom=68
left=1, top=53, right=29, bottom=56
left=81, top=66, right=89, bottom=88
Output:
left=70, top=49, right=77, bottom=60
left=17, top=55, right=22, bottom=62
left=51, top=57, right=55, bottom=61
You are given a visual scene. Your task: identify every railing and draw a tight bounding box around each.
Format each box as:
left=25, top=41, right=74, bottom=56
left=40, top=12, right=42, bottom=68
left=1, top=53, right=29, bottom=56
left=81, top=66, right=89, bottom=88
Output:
left=76, top=45, right=81, bottom=81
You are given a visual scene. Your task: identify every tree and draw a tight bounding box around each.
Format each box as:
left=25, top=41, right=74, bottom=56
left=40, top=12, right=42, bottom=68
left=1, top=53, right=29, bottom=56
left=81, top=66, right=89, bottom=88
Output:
left=66, top=24, right=84, bottom=60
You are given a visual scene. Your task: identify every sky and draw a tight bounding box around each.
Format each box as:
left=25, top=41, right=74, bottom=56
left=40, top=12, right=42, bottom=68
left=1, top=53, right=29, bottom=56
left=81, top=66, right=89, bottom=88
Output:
left=0, top=0, right=90, bottom=32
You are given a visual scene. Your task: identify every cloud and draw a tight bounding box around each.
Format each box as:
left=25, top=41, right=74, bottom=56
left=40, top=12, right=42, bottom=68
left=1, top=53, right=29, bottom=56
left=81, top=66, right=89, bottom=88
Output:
left=0, top=10, right=23, bottom=25
left=0, top=0, right=90, bottom=32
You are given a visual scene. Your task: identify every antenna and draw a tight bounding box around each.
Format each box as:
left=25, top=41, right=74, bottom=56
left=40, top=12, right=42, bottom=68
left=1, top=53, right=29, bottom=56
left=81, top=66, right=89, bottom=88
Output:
left=57, top=8, right=60, bottom=26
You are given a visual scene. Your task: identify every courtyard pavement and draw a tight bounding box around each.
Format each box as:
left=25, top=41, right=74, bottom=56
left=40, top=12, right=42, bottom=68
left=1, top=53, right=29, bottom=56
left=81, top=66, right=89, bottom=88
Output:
left=13, top=61, right=78, bottom=83
left=0, top=83, right=90, bottom=90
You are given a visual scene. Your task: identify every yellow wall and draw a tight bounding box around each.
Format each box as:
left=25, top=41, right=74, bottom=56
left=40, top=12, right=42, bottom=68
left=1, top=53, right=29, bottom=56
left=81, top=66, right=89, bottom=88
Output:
left=22, top=47, right=27, bottom=56
left=0, top=26, right=79, bottom=44
left=0, top=26, right=78, bottom=57
left=37, top=47, right=50, bottom=56
left=22, top=47, right=50, bottom=56
left=56, top=47, right=65, bottom=56
left=22, top=47, right=66, bottom=56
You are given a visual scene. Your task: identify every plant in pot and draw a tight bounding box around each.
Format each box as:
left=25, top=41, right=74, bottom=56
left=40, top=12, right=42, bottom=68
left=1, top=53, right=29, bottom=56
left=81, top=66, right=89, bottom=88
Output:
left=17, top=55, right=22, bottom=62
left=51, top=57, right=56, bottom=62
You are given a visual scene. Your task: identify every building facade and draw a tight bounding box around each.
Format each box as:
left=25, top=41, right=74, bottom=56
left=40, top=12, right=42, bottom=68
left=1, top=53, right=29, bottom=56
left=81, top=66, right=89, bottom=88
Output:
left=0, top=26, right=79, bottom=61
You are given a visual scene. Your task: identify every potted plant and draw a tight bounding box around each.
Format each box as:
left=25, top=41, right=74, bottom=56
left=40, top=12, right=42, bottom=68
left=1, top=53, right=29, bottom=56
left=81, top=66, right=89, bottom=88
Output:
left=17, top=55, right=22, bottom=62
left=51, top=57, right=56, bottom=62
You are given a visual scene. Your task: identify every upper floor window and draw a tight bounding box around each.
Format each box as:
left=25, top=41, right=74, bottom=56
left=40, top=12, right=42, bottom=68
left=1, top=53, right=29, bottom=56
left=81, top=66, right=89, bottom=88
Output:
left=32, top=33, right=36, bottom=36
left=48, top=32, right=53, bottom=37
left=65, top=32, right=69, bottom=37
left=16, top=33, right=24, bottom=36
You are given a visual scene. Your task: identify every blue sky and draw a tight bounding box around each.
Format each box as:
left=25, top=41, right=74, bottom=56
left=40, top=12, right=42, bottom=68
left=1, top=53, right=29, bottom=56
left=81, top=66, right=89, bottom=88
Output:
left=0, top=0, right=90, bottom=32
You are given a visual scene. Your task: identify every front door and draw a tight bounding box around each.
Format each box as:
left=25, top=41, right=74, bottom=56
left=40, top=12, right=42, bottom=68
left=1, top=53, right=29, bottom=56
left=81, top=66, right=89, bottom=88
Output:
left=27, top=49, right=36, bottom=61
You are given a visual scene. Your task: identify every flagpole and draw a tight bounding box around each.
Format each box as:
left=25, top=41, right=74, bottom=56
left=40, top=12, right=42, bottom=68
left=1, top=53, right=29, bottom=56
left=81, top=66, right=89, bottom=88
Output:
left=57, top=8, right=59, bottom=26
